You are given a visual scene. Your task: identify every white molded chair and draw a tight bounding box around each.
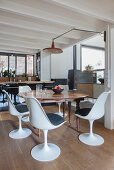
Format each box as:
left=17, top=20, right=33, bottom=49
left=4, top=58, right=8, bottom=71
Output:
left=3, top=90, right=32, bottom=139
left=19, top=85, right=32, bottom=122
left=56, top=85, right=69, bottom=117
left=75, top=91, right=110, bottom=146
left=25, top=96, right=65, bottom=162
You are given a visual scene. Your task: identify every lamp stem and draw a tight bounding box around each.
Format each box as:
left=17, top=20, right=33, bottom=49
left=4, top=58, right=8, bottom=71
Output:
left=53, top=28, right=103, bottom=41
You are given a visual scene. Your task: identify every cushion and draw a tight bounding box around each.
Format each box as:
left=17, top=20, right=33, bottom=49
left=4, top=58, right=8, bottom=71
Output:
left=15, top=104, right=28, bottom=113
left=75, top=108, right=91, bottom=116
left=47, top=113, right=64, bottom=126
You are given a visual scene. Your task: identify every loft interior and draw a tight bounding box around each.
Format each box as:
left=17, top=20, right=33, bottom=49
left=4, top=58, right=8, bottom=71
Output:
left=0, top=0, right=114, bottom=169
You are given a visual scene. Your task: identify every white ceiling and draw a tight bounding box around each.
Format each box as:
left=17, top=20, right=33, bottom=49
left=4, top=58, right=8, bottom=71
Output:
left=0, top=0, right=113, bottom=54
left=81, top=35, right=105, bottom=48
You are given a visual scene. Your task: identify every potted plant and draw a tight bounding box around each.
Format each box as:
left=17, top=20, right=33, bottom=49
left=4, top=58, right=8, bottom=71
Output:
left=3, top=70, right=10, bottom=77
left=12, top=70, right=16, bottom=77
left=85, top=64, right=93, bottom=71
left=23, top=73, right=28, bottom=77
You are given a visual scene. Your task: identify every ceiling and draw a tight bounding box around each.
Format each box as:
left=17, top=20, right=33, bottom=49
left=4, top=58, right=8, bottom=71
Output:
left=81, top=35, right=105, bottom=48
left=0, top=0, right=113, bottom=54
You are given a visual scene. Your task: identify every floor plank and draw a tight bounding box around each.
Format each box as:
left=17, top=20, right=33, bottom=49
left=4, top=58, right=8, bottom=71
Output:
left=0, top=105, right=114, bottom=170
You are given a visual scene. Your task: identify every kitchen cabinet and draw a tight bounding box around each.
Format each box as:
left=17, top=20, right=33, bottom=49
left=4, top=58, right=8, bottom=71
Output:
left=77, top=83, right=104, bottom=98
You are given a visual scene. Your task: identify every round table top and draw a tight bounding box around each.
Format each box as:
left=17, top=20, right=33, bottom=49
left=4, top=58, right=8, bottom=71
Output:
left=18, top=90, right=88, bottom=103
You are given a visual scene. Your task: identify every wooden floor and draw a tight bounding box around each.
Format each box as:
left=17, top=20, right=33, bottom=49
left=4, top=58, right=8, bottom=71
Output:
left=0, top=105, right=114, bottom=170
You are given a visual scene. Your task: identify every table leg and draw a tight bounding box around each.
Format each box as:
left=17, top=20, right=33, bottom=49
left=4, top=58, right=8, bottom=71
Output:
left=76, top=99, right=80, bottom=131
left=37, top=129, right=40, bottom=136
left=76, top=99, right=80, bottom=110
left=63, top=102, right=66, bottom=119
left=13, top=94, right=18, bottom=105
left=34, top=128, right=41, bottom=136
left=68, top=101, right=71, bottom=126
left=76, top=116, right=80, bottom=132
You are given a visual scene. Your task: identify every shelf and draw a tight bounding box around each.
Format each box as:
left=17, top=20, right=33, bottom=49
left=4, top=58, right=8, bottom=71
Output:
left=83, top=69, right=105, bottom=72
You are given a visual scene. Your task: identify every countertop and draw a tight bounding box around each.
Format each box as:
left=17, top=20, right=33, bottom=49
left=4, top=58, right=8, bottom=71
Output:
left=0, top=81, right=55, bottom=84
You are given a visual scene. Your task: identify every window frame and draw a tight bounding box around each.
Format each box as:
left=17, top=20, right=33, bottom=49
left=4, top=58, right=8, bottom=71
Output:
left=0, top=52, right=34, bottom=76
left=80, top=45, right=105, bottom=71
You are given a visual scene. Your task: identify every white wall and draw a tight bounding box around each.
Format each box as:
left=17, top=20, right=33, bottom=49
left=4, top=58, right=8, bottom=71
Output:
left=76, top=44, right=81, bottom=70
left=40, top=51, right=51, bottom=81
left=104, top=25, right=114, bottom=130
left=110, top=27, right=114, bottom=129
left=51, top=46, right=73, bottom=78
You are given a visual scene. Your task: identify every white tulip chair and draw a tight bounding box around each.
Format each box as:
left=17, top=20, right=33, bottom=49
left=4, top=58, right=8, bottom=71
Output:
left=75, top=91, right=110, bottom=146
left=25, top=96, right=65, bottom=162
left=55, top=85, right=69, bottom=117
left=19, top=85, right=32, bottom=122
left=3, top=90, right=32, bottom=139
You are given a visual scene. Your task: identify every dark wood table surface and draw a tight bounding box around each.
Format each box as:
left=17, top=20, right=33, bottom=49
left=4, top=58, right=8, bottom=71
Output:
left=19, top=90, right=88, bottom=130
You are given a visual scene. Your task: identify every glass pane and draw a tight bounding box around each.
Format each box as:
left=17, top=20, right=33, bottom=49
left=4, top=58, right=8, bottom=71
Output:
left=9, top=55, right=15, bottom=71
left=27, top=55, right=33, bottom=76
left=82, top=47, right=105, bottom=71
left=17, top=56, right=25, bottom=75
left=82, top=47, right=105, bottom=83
left=0, top=55, right=8, bottom=72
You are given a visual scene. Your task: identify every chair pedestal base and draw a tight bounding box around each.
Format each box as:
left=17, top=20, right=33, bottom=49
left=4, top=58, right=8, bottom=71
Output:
left=79, top=133, right=104, bottom=146
left=31, top=143, right=60, bottom=162
left=9, top=128, right=32, bottom=139
left=22, top=116, right=29, bottom=122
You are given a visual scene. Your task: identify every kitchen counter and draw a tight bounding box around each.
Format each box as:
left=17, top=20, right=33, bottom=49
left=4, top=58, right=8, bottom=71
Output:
left=77, top=83, right=104, bottom=98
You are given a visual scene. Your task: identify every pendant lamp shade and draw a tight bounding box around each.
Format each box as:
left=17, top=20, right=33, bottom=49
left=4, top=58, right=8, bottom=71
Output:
left=43, top=41, right=63, bottom=54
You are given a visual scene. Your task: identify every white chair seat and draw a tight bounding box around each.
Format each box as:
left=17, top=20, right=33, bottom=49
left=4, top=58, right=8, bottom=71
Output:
left=3, top=90, right=32, bottom=139
left=19, top=86, right=32, bottom=122
left=75, top=91, right=110, bottom=146
left=55, top=85, right=69, bottom=117
left=25, top=97, right=65, bottom=162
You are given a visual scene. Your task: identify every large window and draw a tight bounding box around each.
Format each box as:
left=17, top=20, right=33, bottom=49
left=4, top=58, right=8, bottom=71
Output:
left=0, top=55, right=8, bottom=72
left=17, top=56, right=25, bottom=75
left=82, top=46, right=105, bottom=71
left=27, top=55, right=33, bottom=76
left=0, top=53, right=34, bottom=76
left=81, top=46, right=105, bottom=80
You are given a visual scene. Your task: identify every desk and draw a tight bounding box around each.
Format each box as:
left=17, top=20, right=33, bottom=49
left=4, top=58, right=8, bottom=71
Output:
left=19, top=90, right=88, bottom=130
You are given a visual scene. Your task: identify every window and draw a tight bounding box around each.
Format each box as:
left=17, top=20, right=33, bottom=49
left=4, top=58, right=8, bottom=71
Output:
left=27, top=55, right=33, bottom=76
left=16, top=56, right=25, bottom=75
left=9, top=55, right=15, bottom=71
left=81, top=46, right=105, bottom=81
left=0, top=55, right=8, bottom=72
left=82, top=46, right=105, bottom=71
left=0, top=53, right=34, bottom=76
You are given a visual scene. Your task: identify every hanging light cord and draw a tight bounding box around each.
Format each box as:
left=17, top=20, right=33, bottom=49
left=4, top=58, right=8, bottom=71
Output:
left=53, top=28, right=103, bottom=41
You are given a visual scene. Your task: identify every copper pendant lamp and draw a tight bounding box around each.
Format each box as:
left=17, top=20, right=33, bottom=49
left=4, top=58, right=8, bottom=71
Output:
left=43, top=28, right=102, bottom=54
left=43, top=40, right=63, bottom=54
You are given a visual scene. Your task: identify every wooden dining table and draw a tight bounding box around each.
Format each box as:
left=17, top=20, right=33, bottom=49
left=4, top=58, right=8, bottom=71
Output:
left=18, top=90, right=88, bottom=131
